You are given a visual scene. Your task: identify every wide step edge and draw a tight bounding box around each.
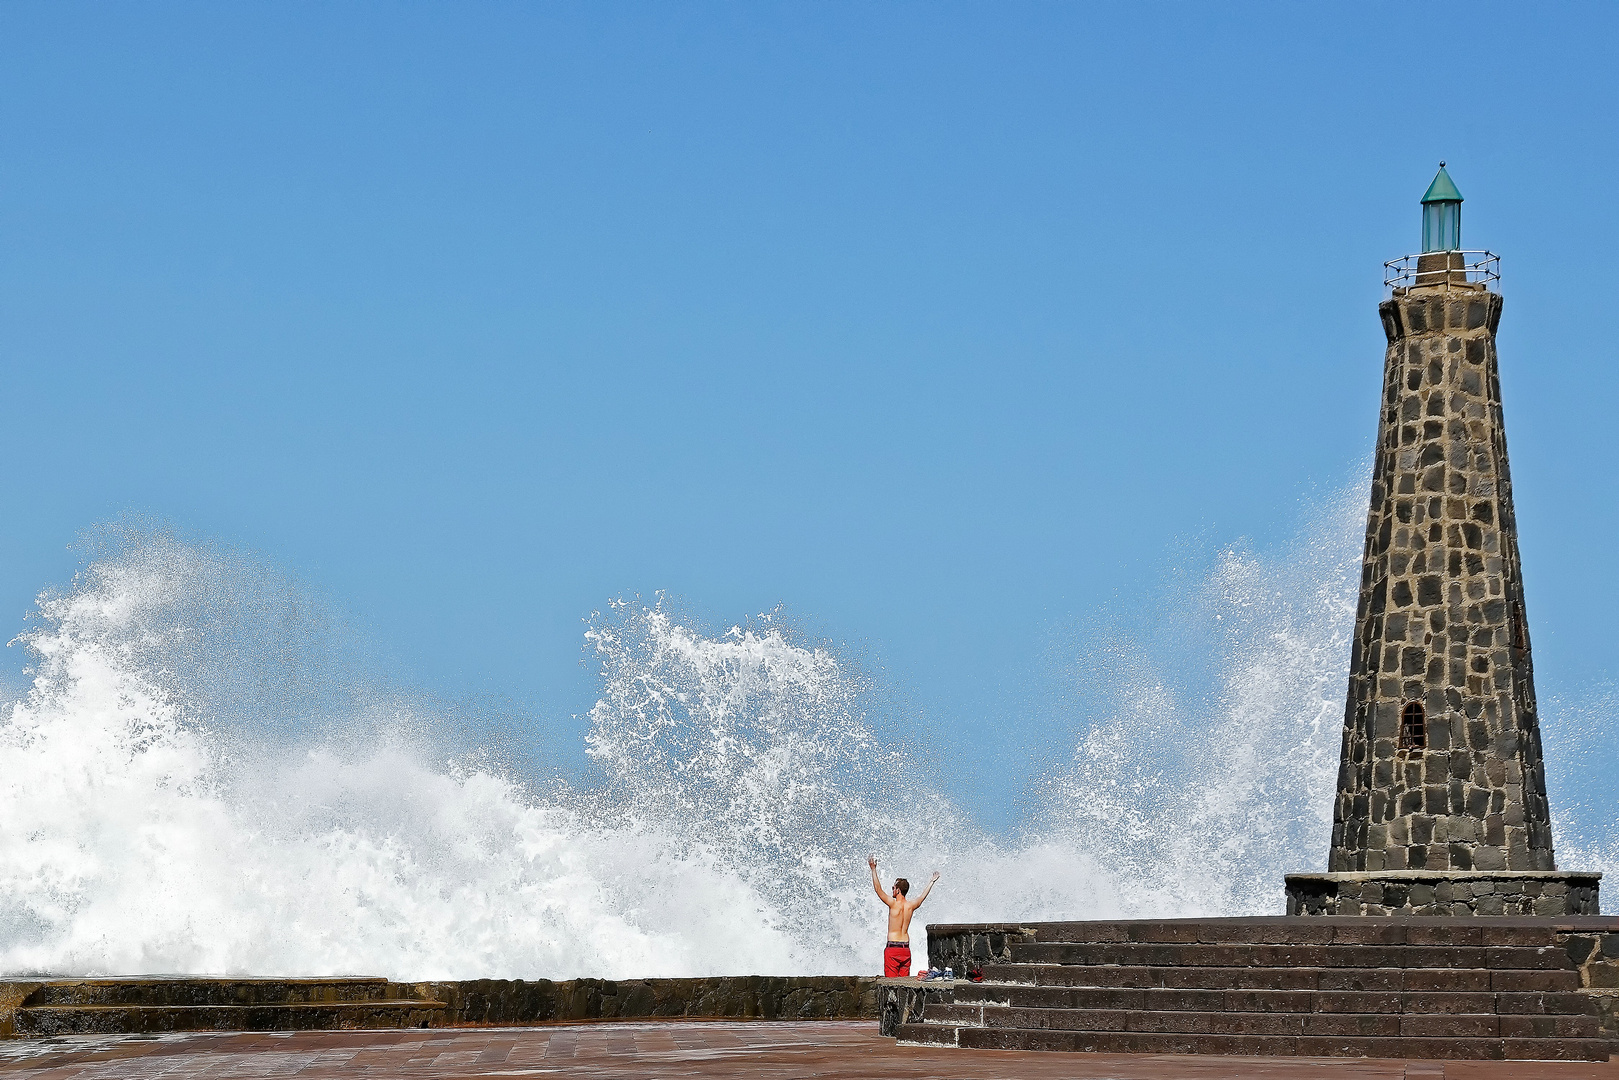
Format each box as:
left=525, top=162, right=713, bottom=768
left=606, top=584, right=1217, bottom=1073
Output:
left=951, top=984, right=1595, bottom=1015
left=899, top=1023, right=1609, bottom=1060
left=973, top=963, right=1581, bottom=992
left=950, top=1005, right=1598, bottom=1039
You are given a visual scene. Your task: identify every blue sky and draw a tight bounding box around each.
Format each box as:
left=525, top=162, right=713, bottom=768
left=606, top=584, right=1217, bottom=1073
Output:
left=3, top=3, right=1617, bottom=823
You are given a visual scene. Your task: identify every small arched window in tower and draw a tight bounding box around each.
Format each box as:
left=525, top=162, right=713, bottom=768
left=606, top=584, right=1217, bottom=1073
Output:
left=1399, top=701, right=1427, bottom=751
left=1511, top=601, right=1528, bottom=654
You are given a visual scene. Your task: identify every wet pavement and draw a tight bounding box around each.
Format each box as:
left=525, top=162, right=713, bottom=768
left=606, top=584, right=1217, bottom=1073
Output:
left=0, top=1021, right=1613, bottom=1078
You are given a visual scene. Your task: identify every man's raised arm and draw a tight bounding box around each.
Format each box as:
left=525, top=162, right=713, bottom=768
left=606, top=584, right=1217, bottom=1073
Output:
left=909, top=870, right=942, bottom=909
left=868, top=856, right=894, bottom=906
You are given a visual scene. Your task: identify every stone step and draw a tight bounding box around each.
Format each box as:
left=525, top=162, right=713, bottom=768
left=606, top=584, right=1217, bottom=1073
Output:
left=22, top=978, right=403, bottom=1008
left=977, top=962, right=1581, bottom=992
left=16, top=1000, right=446, bottom=1036
left=895, top=1021, right=1611, bottom=1060
left=917, top=917, right=1612, bottom=1060
left=925, top=1004, right=1599, bottom=1039
left=1009, top=941, right=1570, bottom=970
left=950, top=983, right=1594, bottom=1016
left=988, top=918, right=1606, bottom=948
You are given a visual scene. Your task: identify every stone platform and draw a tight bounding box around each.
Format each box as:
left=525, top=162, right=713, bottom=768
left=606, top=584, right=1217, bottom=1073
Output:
left=905, top=917, right=1619, bottom=1060
left=3, top=1022, right=1618, bottom=1079
left=0, top=976, right=876, bottom=1037
left=1286, top=872, right=1602, bottom=917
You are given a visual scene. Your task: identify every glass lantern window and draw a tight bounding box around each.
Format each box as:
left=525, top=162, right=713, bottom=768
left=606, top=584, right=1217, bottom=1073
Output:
left=1422, top=201, right=1461, bottom=253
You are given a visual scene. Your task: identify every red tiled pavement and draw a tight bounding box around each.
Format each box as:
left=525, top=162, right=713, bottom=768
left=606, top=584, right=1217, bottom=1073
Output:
left=0, top=1022, right=1613, bottom=1079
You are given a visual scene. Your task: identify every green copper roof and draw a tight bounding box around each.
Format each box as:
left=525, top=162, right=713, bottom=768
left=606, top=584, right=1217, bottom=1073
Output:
left=1421, top=165, right=1463, bottom=204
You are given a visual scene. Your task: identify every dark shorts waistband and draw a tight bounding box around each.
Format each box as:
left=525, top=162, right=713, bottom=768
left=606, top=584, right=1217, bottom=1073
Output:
left=885, top=941, right=910, bottom=949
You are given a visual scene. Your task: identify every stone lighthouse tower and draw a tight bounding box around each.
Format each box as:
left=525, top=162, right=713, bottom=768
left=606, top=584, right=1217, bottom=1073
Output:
left=1286, top=166, right=1600, bottom=916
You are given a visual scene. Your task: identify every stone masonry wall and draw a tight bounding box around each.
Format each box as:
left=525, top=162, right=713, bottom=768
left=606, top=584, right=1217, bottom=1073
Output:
left=1560, top=930, right=1619, bottom=1048
left=1286, top=872, right=1600, bottom=917
left=926, top=924, right=1037, bottom=974
left=1331, top=286, right=1556, bottom=875
left=412, top=976, right=876, bottom=1027
left=0, top=977, right=880, bottom=1037
left=877, top=981, right=954, bottom=1038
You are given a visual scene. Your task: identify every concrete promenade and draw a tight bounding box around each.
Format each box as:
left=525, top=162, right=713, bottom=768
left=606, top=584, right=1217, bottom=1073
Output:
left=1, top=1021, right=1615, bottom=1079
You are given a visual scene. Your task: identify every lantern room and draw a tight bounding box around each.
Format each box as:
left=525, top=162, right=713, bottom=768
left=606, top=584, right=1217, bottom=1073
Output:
left=1420, top=163, right=1463, bottom=253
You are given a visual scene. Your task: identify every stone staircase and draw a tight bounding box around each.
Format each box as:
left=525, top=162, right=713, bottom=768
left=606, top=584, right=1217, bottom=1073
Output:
left=5, top=978, right=445, bottom=1035
left=899, top=918, right=1611, bottom=1060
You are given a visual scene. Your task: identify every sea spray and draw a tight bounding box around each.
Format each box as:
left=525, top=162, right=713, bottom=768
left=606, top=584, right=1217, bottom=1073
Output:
left=1542, top=683, right=1619, bottom=878
left=0, top=539, right=802, bottom=978
left=578, top=599, right=946, bottom=967
left=1, top=485, right=1611, bottom=978
left=1030, top=481, right=1364, bottom=916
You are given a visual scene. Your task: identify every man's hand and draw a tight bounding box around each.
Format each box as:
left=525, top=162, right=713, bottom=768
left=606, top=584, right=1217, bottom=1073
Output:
left=870, top=856, right=892, bottom=905
left=911, top=870, right=941, bottom=908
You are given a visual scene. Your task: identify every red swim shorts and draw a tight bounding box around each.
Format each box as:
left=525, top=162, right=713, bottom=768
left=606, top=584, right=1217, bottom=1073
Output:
left=883, top=942, right=911, bottom=978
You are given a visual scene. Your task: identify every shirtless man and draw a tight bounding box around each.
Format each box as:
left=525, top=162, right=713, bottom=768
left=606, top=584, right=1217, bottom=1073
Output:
left=868, top=855, right=940, bottom=978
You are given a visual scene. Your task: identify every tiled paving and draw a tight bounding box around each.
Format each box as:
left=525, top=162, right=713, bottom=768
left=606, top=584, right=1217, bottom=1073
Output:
left=0, top=1021, right=1613, bottom=1079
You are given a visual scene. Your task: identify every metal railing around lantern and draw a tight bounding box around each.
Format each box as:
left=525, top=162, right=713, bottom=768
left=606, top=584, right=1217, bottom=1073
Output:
left=1384, top=250, right=1499, bottom=292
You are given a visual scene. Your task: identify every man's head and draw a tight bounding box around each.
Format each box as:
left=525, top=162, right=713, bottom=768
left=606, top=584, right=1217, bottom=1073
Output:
left=892, top=878, right=910, bottom=898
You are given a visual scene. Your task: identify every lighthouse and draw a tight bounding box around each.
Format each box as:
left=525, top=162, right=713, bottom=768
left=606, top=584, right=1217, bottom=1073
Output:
left=1286, top=167, right=1601, bottom=916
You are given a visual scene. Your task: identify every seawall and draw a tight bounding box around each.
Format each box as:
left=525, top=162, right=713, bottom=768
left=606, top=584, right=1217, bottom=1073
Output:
left=411, top=976, right=877, bottom=1025
left=0, top=975, right=882, bottom=1037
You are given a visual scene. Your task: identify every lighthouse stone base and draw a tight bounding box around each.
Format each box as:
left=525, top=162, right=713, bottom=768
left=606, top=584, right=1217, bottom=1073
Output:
left=1286, top=870, right=1601, bottom=917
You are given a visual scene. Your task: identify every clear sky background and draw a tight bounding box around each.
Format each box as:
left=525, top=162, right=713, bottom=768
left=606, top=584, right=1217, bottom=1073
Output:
left=3, top=3, right=1616, bottom=827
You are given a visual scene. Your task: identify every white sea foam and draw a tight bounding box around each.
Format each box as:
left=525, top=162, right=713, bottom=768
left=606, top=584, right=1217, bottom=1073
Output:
left=1542, top=684, right=1619, bottom=881
left=0, top=488, right=1610, bottom=980
left=1029, top=483, right=1364, bottom=917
